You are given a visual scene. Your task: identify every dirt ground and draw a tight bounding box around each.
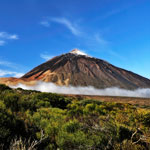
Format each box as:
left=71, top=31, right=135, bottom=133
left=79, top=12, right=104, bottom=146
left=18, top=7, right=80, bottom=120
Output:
left=64, top=94, right=150, bottom=107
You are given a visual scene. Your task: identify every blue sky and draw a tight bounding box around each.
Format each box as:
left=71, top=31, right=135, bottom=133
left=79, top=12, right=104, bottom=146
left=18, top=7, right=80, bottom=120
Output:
left=0, top=0, right=150, bottom=78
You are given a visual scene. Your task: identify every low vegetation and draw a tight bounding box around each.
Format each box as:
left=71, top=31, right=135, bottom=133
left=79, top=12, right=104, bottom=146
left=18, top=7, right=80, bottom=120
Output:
left=0, top=84, right=150, bottom=150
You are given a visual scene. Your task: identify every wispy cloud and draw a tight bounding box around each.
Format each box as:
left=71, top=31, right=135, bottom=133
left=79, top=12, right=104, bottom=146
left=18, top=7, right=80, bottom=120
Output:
left=40, top=21, right=50, bottom=27
left=0, top=40, right=6, bottom=46
left=0, top=32, right=19, bottom=46
left=0, top=32, right=19, bottom=40
left=85, top=32, right=109, bottom=50
left=98, top=4, right=133, bottom=20
left=108, top=50, right=125, bottom=60
left=52, top=17, right=81, bottom=36
left=40, top=17, right=123, bottom=60
left=100, top=1, right=142, bottom=20
left=0, top=69, right=24, bottom=78
left=0, top=59, right=17, bottom=69
left=100, top=9, right=124, bottom=20
left=0, top=58, right=27, bottom=71
left=0, top=59, right=27, bottom=78
left=88, top=33, right=124, bottom=60
left=94, top=33, right=109, bottom=45
left=0, top=57, right=28, bottom=75
left=40, top=54, right=53, bottom=61
left=41, top=17, right=81, bottom=36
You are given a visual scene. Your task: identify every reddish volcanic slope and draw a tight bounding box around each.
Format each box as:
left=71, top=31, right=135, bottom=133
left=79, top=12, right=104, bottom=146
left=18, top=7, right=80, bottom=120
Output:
left=20, top=49, right=150, bottom=90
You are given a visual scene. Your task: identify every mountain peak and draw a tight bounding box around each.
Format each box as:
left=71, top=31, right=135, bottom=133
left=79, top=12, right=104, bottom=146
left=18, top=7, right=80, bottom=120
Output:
left=69, top=49, right=87, bottom=56
left=1, top=48, right=150, bottom=90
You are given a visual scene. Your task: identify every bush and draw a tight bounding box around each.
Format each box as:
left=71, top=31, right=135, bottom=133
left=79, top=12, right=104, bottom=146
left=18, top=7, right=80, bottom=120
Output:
left=0, top=85, right=150, bottom=149
left=3, top=93, right=20, bottom=112
left=0, top=84, right=11, bottom=92
left=142, top=112, right=150, bottom=127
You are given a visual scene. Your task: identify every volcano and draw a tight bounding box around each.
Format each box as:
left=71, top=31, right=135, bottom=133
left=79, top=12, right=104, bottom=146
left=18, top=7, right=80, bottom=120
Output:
left=3, top=49, right=145, bottom=90
left=0, top=49, right=150, bottom=89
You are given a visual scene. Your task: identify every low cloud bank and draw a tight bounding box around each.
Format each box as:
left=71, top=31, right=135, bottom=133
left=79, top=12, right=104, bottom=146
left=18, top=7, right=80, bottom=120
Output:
left=11, top=81, right=150, bottom=98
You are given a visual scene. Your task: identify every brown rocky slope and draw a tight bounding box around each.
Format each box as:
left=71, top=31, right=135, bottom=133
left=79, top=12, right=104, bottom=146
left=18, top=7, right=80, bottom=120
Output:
left=15, top=49, right=150, bottom=90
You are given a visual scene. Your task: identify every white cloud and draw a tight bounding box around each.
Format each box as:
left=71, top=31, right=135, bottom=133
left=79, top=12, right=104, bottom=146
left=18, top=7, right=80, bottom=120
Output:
left=94, top=33, right=108, bottom=45
left=98, top=5, right=132, bottom=20
left=0, top=40, right=6, bottom=46
left=0, top=59, right=27, bottom=74
left=100, top=9, right=124, bottom=20
left=51, top=17, right=81, bottom=36
left=39, top=17, right=122, bottom=61
left=0, top=69, right=24, bottom=78
left=12, top=81, right=150, bottom=98
left=91, top=33, right=124, bottom=60
left=0, top=60, right=17, bottom=69
left=0, top=32, right=19, bottom=40
left=40, top=54, right=53, bottom=61
left=13, top=73, right=24, bottom=78
left=0, top=32, right=19, bottom=46
left=8, top=34, right=19, bottom=40
left=108, top=50, right=125, bottom=60
left=40, top=21, right=50, bottom=27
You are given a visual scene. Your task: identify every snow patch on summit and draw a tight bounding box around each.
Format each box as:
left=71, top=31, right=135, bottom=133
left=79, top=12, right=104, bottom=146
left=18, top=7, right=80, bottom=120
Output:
left=69, top=49, right=88, bottom=56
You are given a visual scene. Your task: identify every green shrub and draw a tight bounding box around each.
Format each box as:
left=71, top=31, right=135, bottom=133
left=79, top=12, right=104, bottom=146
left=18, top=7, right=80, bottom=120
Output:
left=3, top=93, right=20, bottom=112
left=142, top=112, right=150, bottom=127
left=0, top=84, right=11, bottom=91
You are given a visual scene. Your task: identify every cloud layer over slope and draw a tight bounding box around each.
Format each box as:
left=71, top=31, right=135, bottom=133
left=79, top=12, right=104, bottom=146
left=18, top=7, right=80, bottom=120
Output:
left=11, top=81, right=150, bottom=98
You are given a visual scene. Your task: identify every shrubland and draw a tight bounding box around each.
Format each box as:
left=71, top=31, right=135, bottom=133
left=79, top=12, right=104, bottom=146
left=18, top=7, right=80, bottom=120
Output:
left=0, top=84, right=150, bottom=150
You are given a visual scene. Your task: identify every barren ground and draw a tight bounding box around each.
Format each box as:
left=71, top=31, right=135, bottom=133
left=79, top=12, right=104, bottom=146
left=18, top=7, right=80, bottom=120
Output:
left=64, top=94, right=150, bottom=107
